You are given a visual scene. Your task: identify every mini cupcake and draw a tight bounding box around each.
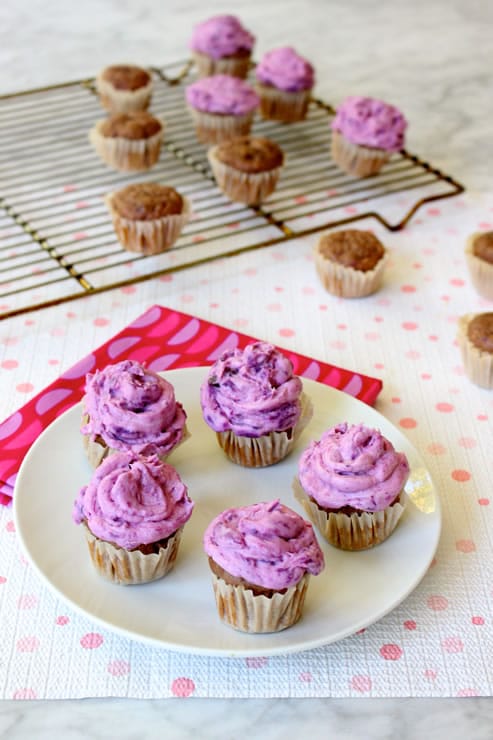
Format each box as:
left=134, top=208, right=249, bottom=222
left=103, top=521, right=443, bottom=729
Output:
left=314, top=229, right=388, bottom=298
left=185, top=74, right=259, bottom=145
left=189, top=14, right=255, bottom=79
left=73, top=451, right=194, bottom=585
left=105, top=183, right=190, bottom=255
left=89, top=111, right=164, bottom=171
left=203, top=500, right=324, bottom=633
left=200, top=342, right=312, bottom=467
left=465, top=231, right=493, bottom=301
left=81, top=360, right=189, bottom=468
left=295, top=423, right=410, bottom=550
left=95, top=64, right=153, bottom=113
left=208, top=136, right=284, bottom=205
left=255, top=47, right=315, bottom=123
left=331, top=96, right=407, bottom=177
left=457, top=312, right=493, bottom=389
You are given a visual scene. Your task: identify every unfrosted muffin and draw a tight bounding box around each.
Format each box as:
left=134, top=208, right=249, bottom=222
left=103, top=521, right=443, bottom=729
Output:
left=331, top=96, right=407, bottom=177
left=200, top=341, right=312, bottom=467
left=465, top=231, right=493, bottom=301
left=105, top=182, right=190, bottom=254
left=89, top=111, right=164, bottom=171
left=189, top=14, right=255, bottom=79
left=255, top=47, right=315, bottom=123
left=314, top=229, right=388, bottom=298
left=81, top=359, right=189, bottom=467
left=203, top=500, right=324, bottom=633
left=73, top=451, right=194, bottom=584
left=95, top=64, right=153, bottom=113
left=295, top=423, right=410, bottom=550
left=457, top=312, right=493, bottom=389
left=208, top=136, right=284, bottom=204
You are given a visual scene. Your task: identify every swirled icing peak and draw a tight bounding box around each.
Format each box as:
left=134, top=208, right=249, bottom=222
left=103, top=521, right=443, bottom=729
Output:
left=203, top=500, right=324, bottom=589
left=73, top=452, right=194, bottom=550
left=331, top=96, right=407, bottom=152
left=298, top=423, right=410, bottom=512
left=185, top=74, right=259, bottom=115
left=189, top=15, right=255, bottom=59
left=256, top=47, right=315, bottom=92
left=81, top=360, right=187, bottom=458
left=200, top=341, right=303, bottom=437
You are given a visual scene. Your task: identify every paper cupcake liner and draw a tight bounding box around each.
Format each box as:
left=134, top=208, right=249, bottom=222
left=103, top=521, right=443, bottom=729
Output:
left=105, top=194, right=191, bottom=255
left=457, top=314, right=493, bottom=389
left=314, top=245, right=388, bottom=298
left=187, top=106, right=255, bottom=145
left=83, top=523, right=184, bottom=585
left=89, top=120, right=164, bottom=171
left=331, top=130, right=391, bottom=177
left=191, top=50, right=251, bottom=79
left=293, top=478, right=406, bottom=550
left=95, top=72, right=153, bottom=113
left=208, top=146, right=283, bottom=205
left=210, top=572, right=310, bottom=633
left=465, top=234, right=493, bottom=301
left=256, top=83, right=311, bottom=123
left=215, top=391, right=313, bottom=467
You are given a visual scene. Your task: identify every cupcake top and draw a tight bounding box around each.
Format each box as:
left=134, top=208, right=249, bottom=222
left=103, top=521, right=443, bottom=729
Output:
left=200, top=341, right=303, bottom=437
left=110, top=184, right=183, bottom=220
left=81, top=360, right=187, bottom=457
left=298, top=422, right=410, bottom=512
left=99, top=112, right=162, bottom=140
left=213, top=136, right=284, bottom=173
left=189, top=15, right=255, bottom=59
left=203, top=499, right=324, bottom=590
left=73, top=452, right=193, bottom=549
left=471, top=231, right=493, bottom=265
left=185, top=74, right=260, bottom=115
left=466, top=312, right=493, bottom=353
left=100, top=65, right=151, bottom=91
left=316, top=229, right=386, bottom=272
left=255, top=47, right=315, bottom=92
left=332, top=96, right=407, bottom=152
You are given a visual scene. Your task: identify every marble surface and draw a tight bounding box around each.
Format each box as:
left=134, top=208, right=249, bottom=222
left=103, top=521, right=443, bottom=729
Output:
left=1, top=0, right=493, bottom=736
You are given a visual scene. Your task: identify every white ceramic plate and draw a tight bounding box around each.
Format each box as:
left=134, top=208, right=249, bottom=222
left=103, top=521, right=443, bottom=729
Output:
left=14, top=367, right=441, bottom=657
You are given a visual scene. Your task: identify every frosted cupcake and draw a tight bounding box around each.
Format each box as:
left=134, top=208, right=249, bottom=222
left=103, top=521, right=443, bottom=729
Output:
left=465, top=231, right=493, bottom=301
left=457, top=312, right=493, bottom=389
left=81, top=360, right=188, bottom=468
left=95, top=64, right=153, bottom=113
left=73, top=452, right=194, bottom=584
left=255, top=47, right=315, bottom=123
left=295, top=423, right=410, bottom=550
left=185, top=74, right=259, bottom=144
left=189, top=14, right=255, bottom=79
left=331, top=96, right=407, bottom=177
left=200, top=342, right=312, bottom=467
left=203, top=500, right=324, bottom=633
left=89, top=111, right=164, bottom=172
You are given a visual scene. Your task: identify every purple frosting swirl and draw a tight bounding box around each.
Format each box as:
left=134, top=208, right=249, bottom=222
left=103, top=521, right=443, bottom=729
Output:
left=203, top=500, right=324, bottom=590
left=298, top=423, right=410, bottom=512
left=185, top=74, right=259, bottom=115
left=189, top=15, right=255, bottom=59
left=73, top=452, right=194, bottom=549
left=81, top=360, right=187, bottom=458
left=331, top=96, right=407, bottom=152
left=200, top=342, right=302, bottom=437
left=256, top=47, right=315, bottom=92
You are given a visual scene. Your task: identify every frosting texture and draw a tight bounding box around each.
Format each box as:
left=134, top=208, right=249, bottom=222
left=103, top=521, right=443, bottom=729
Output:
left=189, top=15, right=254, bottom=59
left=331, top=96, right=407, bottom=152
left=298, top=423, right=410, bottom=511
left=200, top=342, right=302, bottom=437
left=73, top=452, right=193, bottom=549
left=82, top=360, right=187, bottom=457
left=186, top=74, right=259, bottom=115
left=203, top=500, right=324, bottom=589
left=256, top=47, right=315, bottom=92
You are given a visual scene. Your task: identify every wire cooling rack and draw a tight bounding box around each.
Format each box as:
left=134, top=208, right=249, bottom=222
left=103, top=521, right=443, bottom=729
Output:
left=0, top=59, right=464, bottom=319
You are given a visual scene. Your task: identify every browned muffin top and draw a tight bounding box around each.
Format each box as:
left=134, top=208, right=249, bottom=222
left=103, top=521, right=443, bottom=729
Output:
left=99, top=112, right=162, bottom=140
left=214, top=136, right=284, bottom=173
left=208, top=557, right=287, bottom=597
left=467, top=312, right=493, bottom=353
left=101, top=65, right=151, bottom=91
left=111, top=184, right=183, bottom=220
left=317, top=229, right=385, bottom=272
left=472, top=231, right=493, bottom=265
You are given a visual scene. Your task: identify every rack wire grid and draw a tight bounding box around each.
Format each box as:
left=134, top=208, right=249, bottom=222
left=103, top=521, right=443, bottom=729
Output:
left=0, top=59, right=464, bottom=320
